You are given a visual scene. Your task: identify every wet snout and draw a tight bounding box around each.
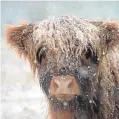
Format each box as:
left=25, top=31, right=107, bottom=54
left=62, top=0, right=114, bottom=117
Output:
left=50, top=75, right=80, bottom=101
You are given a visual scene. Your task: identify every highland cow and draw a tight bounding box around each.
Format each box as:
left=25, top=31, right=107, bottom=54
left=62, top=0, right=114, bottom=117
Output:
left=5, top=16, right=119, bottom=119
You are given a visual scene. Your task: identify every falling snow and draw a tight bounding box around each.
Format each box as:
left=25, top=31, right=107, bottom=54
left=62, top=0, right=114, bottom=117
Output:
left=1, top=1, right=119, bottom=119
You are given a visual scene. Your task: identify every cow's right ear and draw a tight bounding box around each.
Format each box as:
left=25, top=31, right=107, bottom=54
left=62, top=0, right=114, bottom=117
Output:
left=5, top=24, right=35, bottom=57
left=5, top=23, right=37, bottom=73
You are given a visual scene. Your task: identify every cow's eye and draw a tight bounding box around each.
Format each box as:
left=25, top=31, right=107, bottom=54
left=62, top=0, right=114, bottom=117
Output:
left=85, top=48, right=92, bottom=59
left=81, top=48, right=98, bottom=65
left=36, top=47, right=46, bottom=65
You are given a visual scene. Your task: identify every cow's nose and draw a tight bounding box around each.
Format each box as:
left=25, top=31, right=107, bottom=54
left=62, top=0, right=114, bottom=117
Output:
left=50, top=75, right=80, bottom=101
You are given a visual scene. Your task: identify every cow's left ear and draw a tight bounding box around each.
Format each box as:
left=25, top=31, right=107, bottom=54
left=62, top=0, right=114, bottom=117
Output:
left=91, top=21, right=119, bottom=50
left=101, top=21, right=119, bottom=48
left=5, top=23, right=36, bottom=73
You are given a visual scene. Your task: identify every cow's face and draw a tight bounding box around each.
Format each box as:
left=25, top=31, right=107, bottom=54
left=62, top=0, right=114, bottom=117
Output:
left=35, top=42, right=99, bottom=111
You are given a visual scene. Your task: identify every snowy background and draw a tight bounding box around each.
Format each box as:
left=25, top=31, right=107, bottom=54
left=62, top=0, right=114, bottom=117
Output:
left=1, top=1, right=119, bottom=119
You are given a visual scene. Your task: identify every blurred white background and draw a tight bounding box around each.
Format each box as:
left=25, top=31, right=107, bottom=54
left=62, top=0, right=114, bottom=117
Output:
left=1, top=1, right=119, bottom=119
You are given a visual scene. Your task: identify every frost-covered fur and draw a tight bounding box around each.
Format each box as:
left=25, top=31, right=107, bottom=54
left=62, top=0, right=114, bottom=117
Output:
left=5, top=16, right=119, bottom=119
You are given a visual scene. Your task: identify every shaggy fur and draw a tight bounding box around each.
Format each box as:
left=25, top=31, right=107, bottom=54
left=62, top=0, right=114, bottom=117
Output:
left=5, top=16, right=119, bottom=119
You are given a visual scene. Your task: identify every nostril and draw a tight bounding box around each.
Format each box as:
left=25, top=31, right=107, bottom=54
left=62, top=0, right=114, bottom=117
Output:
left=53, top=79, right=60, bottom=87
left=67, top=79, right=73, bottom=88
left=54, top=82, right=58, bottom=89
left=68, top=82, right=73, bottom=88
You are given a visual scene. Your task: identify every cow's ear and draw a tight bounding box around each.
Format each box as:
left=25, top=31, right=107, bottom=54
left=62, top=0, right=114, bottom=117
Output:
left=5, top=24, right=36, bottom=73
left=101, top=21, right=119, bottom=46
left=91, top=20, right=119, bottom=50
left=5, top=24, right=34, bottom=57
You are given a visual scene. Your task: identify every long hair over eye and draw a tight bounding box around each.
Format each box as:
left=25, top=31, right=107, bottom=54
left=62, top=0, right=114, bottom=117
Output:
left=81, top=48, right=98, bottom=65
left=36, top=46, right=46, bottom=65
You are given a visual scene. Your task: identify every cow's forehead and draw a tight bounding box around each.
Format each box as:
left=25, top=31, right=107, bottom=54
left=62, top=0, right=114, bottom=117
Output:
left=32, top=16, right=100, bottom=53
